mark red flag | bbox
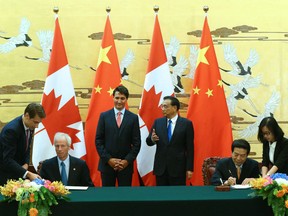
[32,16,86,169]
[137,13,174,186]
[187,15,233,185]
[84,15,123,186]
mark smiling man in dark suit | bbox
[0,103,46,185]
[40,132,93,186]
[96,85,141,186]
[146,96,194,186]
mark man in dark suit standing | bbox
[146,96,194,186]
[96,85,141,186]
[0,103,46,185]
[40,132,93,186]
[211,139,260,186]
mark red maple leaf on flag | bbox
[41,90,81,148]
[140,86,163,131]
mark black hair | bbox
[24,103,46,119]
[257,117,284,143]
[231,139,251,155]
[113,85,129,99]
[163,96,180,111]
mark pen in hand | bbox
[228,170,236,185]
[220,178,224,185]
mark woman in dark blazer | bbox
[258,117,288,176]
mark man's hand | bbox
[22,163,29,170]
[186,171,193,180]
[151,129,159,143]
[225,177,236,185]
[242,178,254,185]
[108,158,121,171]
[118,160,129,171]
[27,171,42,181]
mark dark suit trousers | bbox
[156,169,186,186]
[101,170,132,187]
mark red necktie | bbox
[117,112,122,128]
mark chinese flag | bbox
[137,13,174,186]
[32,16,86,169]
[187,15,233,186]
[84,15,123,186]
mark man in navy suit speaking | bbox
[147,96,194,186]
[96,85,141,186]
[0,103,46,185]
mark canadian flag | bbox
[32,15,86,170]
[137,12,174,186]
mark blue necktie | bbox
[61,161,68,185]
[167,119,172,142]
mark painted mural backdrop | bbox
[1,0,288,160]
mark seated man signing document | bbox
[211,139,260,186]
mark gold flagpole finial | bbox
[153,5,159,13]
[106,6,111,14]
[53,6,59,14]
[203,6,209,13]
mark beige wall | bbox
[1,0,288,160]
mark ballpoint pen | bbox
[229,170,233,177]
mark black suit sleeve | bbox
[79,161,94,187]
[2,128,26,177]
[211,160,226,186]
[274,138,288,170]
[146,120,156,146]
[40,161,49,180]
[95,112,112,164]
[124,114,141,164]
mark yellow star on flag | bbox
[193,86,201,95]
[196,46,209,68]
[217,80,223,88]
[96,45,112,69]
[107,87,114,96]
[94,85,102,94]
[205,89,213,97]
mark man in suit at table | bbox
[96,85,141,186]
[146,96,194,186]
[211,139,260,186]
[0,103,46,185]
[40,132,93,186]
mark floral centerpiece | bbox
[0,178,70,216]
[250,173,288,216]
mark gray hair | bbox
[54,132,72,147]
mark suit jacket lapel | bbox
[228,158,237,179]
[159,118,169,144]
[53,157,61,180]
[68,156,74,185]
[170,117,182,143]
[119,110,129,132]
